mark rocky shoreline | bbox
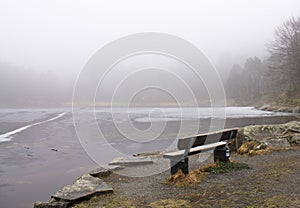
[232,121,300,154]
[257,104,300,113]
[34,120,300,208]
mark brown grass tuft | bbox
[199,163,217,171]
[238,140,290,156]
[248,147,272,156]
[237,140,261,155]
[165,161,250,186]
[165,169,206,186]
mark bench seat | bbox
[163,141,227,158]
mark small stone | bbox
[288,134,300,145]
[259,105,270,111]
[89,167,111,178]
[292,106,300,113]
[255,142,268,150]
[107,165,124,171]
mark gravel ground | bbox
[73,146,300,208]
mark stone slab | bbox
[108,156,153,166]
[52,174,113,202]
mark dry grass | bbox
[237,141,261,155]
[200,163,217,171]
[248,148,272,156]
[165,161,250,186]
[165,169,206,186]
[262,194,300,208]
[149,199,192,208]
[238,141,289,156]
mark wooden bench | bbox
[163,128,238,175]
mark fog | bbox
[0,0,299,107]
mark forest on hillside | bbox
[226,16,300,106]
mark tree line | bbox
[226,16,300,106]
[0,63,75,107]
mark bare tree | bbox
[267,16,300,89]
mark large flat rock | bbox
[109,156,153,166]
[52,174,113,202]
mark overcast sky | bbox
[1,0,300,75]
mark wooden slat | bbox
[163,141,227,158]
[177,129,238,150]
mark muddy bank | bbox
[69,147,300,208]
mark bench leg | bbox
[214,146,230,162]
[170,157,189,175]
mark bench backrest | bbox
[177,129,238,150]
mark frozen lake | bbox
[0,107,298,208]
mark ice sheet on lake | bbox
[0,112,66,142]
